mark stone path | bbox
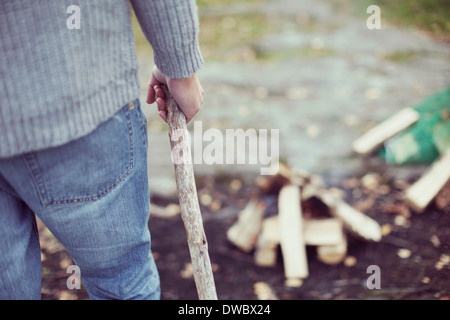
[137,0,450,197]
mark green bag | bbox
[381,87,450,165]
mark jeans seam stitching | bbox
[135,102,147,128]
[135,102,148,145]
[22,154,49,206]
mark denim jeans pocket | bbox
[23,105,134,206]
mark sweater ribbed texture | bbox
[0,0,203,158]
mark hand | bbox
[146,66,204,123]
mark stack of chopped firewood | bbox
[226,164,382,286]
[352,106,450,213]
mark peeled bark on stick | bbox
[162,84,218,300]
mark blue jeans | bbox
[0,100,160,300]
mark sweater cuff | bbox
[131,0,204,79]
[154,37,204,79]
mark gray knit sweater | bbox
[0,0,203,158]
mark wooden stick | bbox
[162,84,218,300]
[405,149,450,213]
[353,107,420,155]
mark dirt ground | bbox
[40,167,450,300]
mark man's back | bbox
[0,0,203,300]
[0,0,203,158]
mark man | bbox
[0,0,203,299]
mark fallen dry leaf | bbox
[397,248,412,259]
[344,256,357,267]
[180,263,193,279]
[253,281,279,300]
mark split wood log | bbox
[254,215,280,267]
[260,205,348,270]
[254,217,346,267]
[227,199,264,253]
[405,149,450,213]
[311,218,347,265]
[304,218,344,246]
[162,85,217,300]
[278,185,309,279]
[317,190,382,242]
[353,107,420,155]
[259,169,382,242]
[317,236,347,265]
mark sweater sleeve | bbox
[130,0,204,79]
